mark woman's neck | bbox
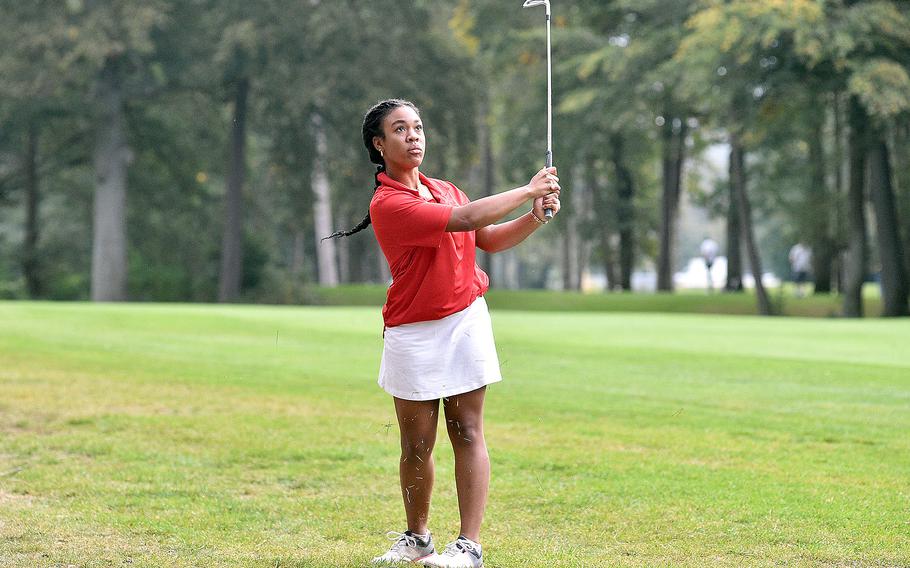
[385,165,420,190]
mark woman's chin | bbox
[389,155,424,169]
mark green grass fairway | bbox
[308,284,884,318]
[1,302,908,567]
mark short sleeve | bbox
[371,190,453,248]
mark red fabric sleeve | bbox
[371,191,453,248]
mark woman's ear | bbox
[373,136,384,155]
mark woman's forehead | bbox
[384,106,421,126]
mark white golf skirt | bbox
[378,296,502,401]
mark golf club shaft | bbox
[544,7,554,219]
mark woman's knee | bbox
[446,417,483,447]
[400,432,436,459]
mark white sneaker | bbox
[421,536,483,568]
[371,530,436,565]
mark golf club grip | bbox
[544,150,554,219]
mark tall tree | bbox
[676,1,790,313]
[90,58,131,301]
[22,125,40,297]
[842,97,868,317]
[806,101,835,294]
[867,133,908,315]
[563,0,697,292]
[80,2,169,301]
[834,2,910,315]
[730,131,773,315]
[724,147,744,292]
[218,72,249,302]
[209,13,266,302]
[310,112,338,287]
[610,132,637,290]
[658,116,687,291]
[0,4,91,298]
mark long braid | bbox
[321,165,385,241]
[322,99,419,240]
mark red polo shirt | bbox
[370,171,490,328]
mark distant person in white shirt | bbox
[789,242,812,297]
[700,237,719,292]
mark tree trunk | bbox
[501,251,520,289]
[842,97,867,317]
[731,133,773,315]
[832,93,847,293]
[311,112,339,287]
[218,77,249,302]
[808,106,834,293]
[611,132,634,291]
[725,144,743,292]
[890,119,910,287]
[357,237,373,284]
[572,162,588,290]
[603,235,618,290]
[91,59,130,302]
[657,118,687,292]
[474,92,495,278]
[560,235,573,290]
[23,122,42,298]
[561,162,583,291]
[347,231,367,283]
[291,229,306,277]
[867,129,909,317]
[336,228,350,284]
[590,162,617,291]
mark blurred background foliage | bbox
[0,0,907,316]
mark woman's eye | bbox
[396,126,404,132]
[416,125,423,131]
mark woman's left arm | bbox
[475,193,560,253]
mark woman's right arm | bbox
[446,167,559,232]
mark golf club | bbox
[523,0,554,219]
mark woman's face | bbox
[374,105,424,170]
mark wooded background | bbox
[0,0,908,317]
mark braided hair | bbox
[322,98,420,240]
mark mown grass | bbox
[307,284,884,318]
[1,301,908,567]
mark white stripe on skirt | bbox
[378,296,502,401]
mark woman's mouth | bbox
[408,147,423,155]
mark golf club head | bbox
[522,0,550,15]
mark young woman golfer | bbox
[327,98,560,568]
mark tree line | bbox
[0,0,907,316]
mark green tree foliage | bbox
[676,0,910,315]
[0,0,907,316]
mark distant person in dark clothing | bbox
[789,242,812,298]
[700,237,719,292]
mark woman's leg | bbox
[443,386,489,542]
[393,396,440,534]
